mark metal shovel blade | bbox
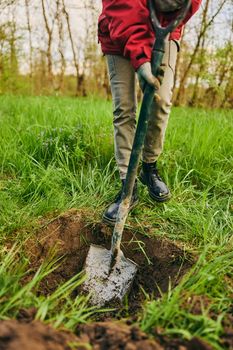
[83,244,137,307]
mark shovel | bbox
[83,0,191,307]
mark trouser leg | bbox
[106,55,137,179]
[142,40,178,163]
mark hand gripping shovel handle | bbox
[111,0,191,261]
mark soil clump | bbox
[0,320,79,350]
[0,319,214,350]
[78,322,214,350]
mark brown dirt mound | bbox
[0,319,213,350]
[26,209,193,310]
[0,320,78,350]
[78,322,214,350]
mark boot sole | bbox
[102,199,139,226]
[139,175,171,203]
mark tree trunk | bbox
[25,0,33,90]
[61,0,81,96]
[175,0,227,106]
[41,0,54,86]
[55,0,66,93]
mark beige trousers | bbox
[106,39,178,179]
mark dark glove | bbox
[137,62,165,92]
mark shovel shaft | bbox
[111,0,191,257]
[111,49,164,255]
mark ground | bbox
[12,209,233,349]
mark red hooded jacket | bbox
[98,0,202,70]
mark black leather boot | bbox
[102,179,139,225]
[139,161,170,202]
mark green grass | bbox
[0,95,232,349]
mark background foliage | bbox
[0,0,232,108]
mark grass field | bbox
[0,95,232,349]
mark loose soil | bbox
[0,320,78,350]
[8,209,232,350]
[26,209,193,311]
[0,319,214,350]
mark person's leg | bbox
[139,39,178,201]
[107,55,137,179]
[103,55,138,224]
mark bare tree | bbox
[175,0,228,105]
[213,42,233,108]
[24,0,33,81]
[189,0,210,106]
[61,0,81,96]
[55,0,66,92]
[41,0,56,85]
[173,27,185,92]
[0,0,18,10]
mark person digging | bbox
[99,0,202,225]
